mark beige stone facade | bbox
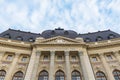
[0,35,120,80]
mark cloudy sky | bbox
[0,0,120,34]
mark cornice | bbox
[0,38,31,49]
[87,38,120,49]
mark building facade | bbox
[0,28,120,80]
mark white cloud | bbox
[0,0,120,34]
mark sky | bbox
[0,0,120,34]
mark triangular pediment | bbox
[35,36,84,44]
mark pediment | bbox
[35,36,84,44]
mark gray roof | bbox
[0,28,120,42]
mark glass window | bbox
[113,70,120,80]
[96,71,107,80]
[13,71,24,80]
[55,70,65,80]
[6,55,13,61]
[57,56,62,60]
[92,57,97,62]
[106,55,112,60]
[0,70,6,80]
[44,56,48,60]
[21,56,27,62]
[96,36,103,41]
[72,56,76,61]
[72,70,81,80]
[39,70,48,80]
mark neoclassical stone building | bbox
[0,28,120,80]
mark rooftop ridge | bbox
[8,28,41,35]
[79,29,111,35]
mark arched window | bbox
[96,36,103,41]
[0,70,6,80]
[96,71,107,80]
[113,70,120,80]
[72,70,81,80]
[13,71,24,80]
[39,70,48,80]
[55,70,65,80]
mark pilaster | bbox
[31,51,41,80]
[5,53,20,80]
[98,53,115,80]
[78,51,95,80]
[49,51,55,80]
[65,51,71,80]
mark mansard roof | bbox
[0,28,120,42]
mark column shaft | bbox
[5,54,19,80]
[24,49,36,80]
[31,51,41,80]
[65,51,71,80]
[78,51,95,80]
[99,53,115,80]
[49,51,55,80]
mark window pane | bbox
[39,70,48,80]
[113,70,120,80]
[13,71,24,80]
[55,70,64,80]
[72,71,81,80]
[0,70,6,80]
[96,71,106,80]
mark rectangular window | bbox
[21,56,27,62]
[6,55,13,61]
[92,57,97,62]
[44,55,48,60]
[72,56,76,61]
[106,55,112,60]
[57,56,62,60]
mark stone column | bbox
[49,51,55,80]
[31,51,41,80]
[0,52,4,61]
[24,49,36,80]
[5,53,20,80]
[99,53,115,80]
[65,51,71,80]
[114,51,120,62]
[78,51,95,80]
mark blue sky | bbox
[0,0,120,34]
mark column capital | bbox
[64,51,69,56]
[97,53,104,57]
[50,51,55,56]
[78,51,83,56]
[36,51,41,56]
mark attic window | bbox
[29,38,34,42]
[64,31,69,35]
[96,36,103,41]
[4,34,11,38]
[108,34,115,39]
[85,38,91,42]
[16,36,23,41]
[51,31,55,35]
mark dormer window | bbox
[108,34,115,39]
[96,36,103,41]
[4,34,11,38]
[29,38,34,42]
[51,31,55,35]
[16,36,23,41]
[64,31,69,35]
[85,38,91,42]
